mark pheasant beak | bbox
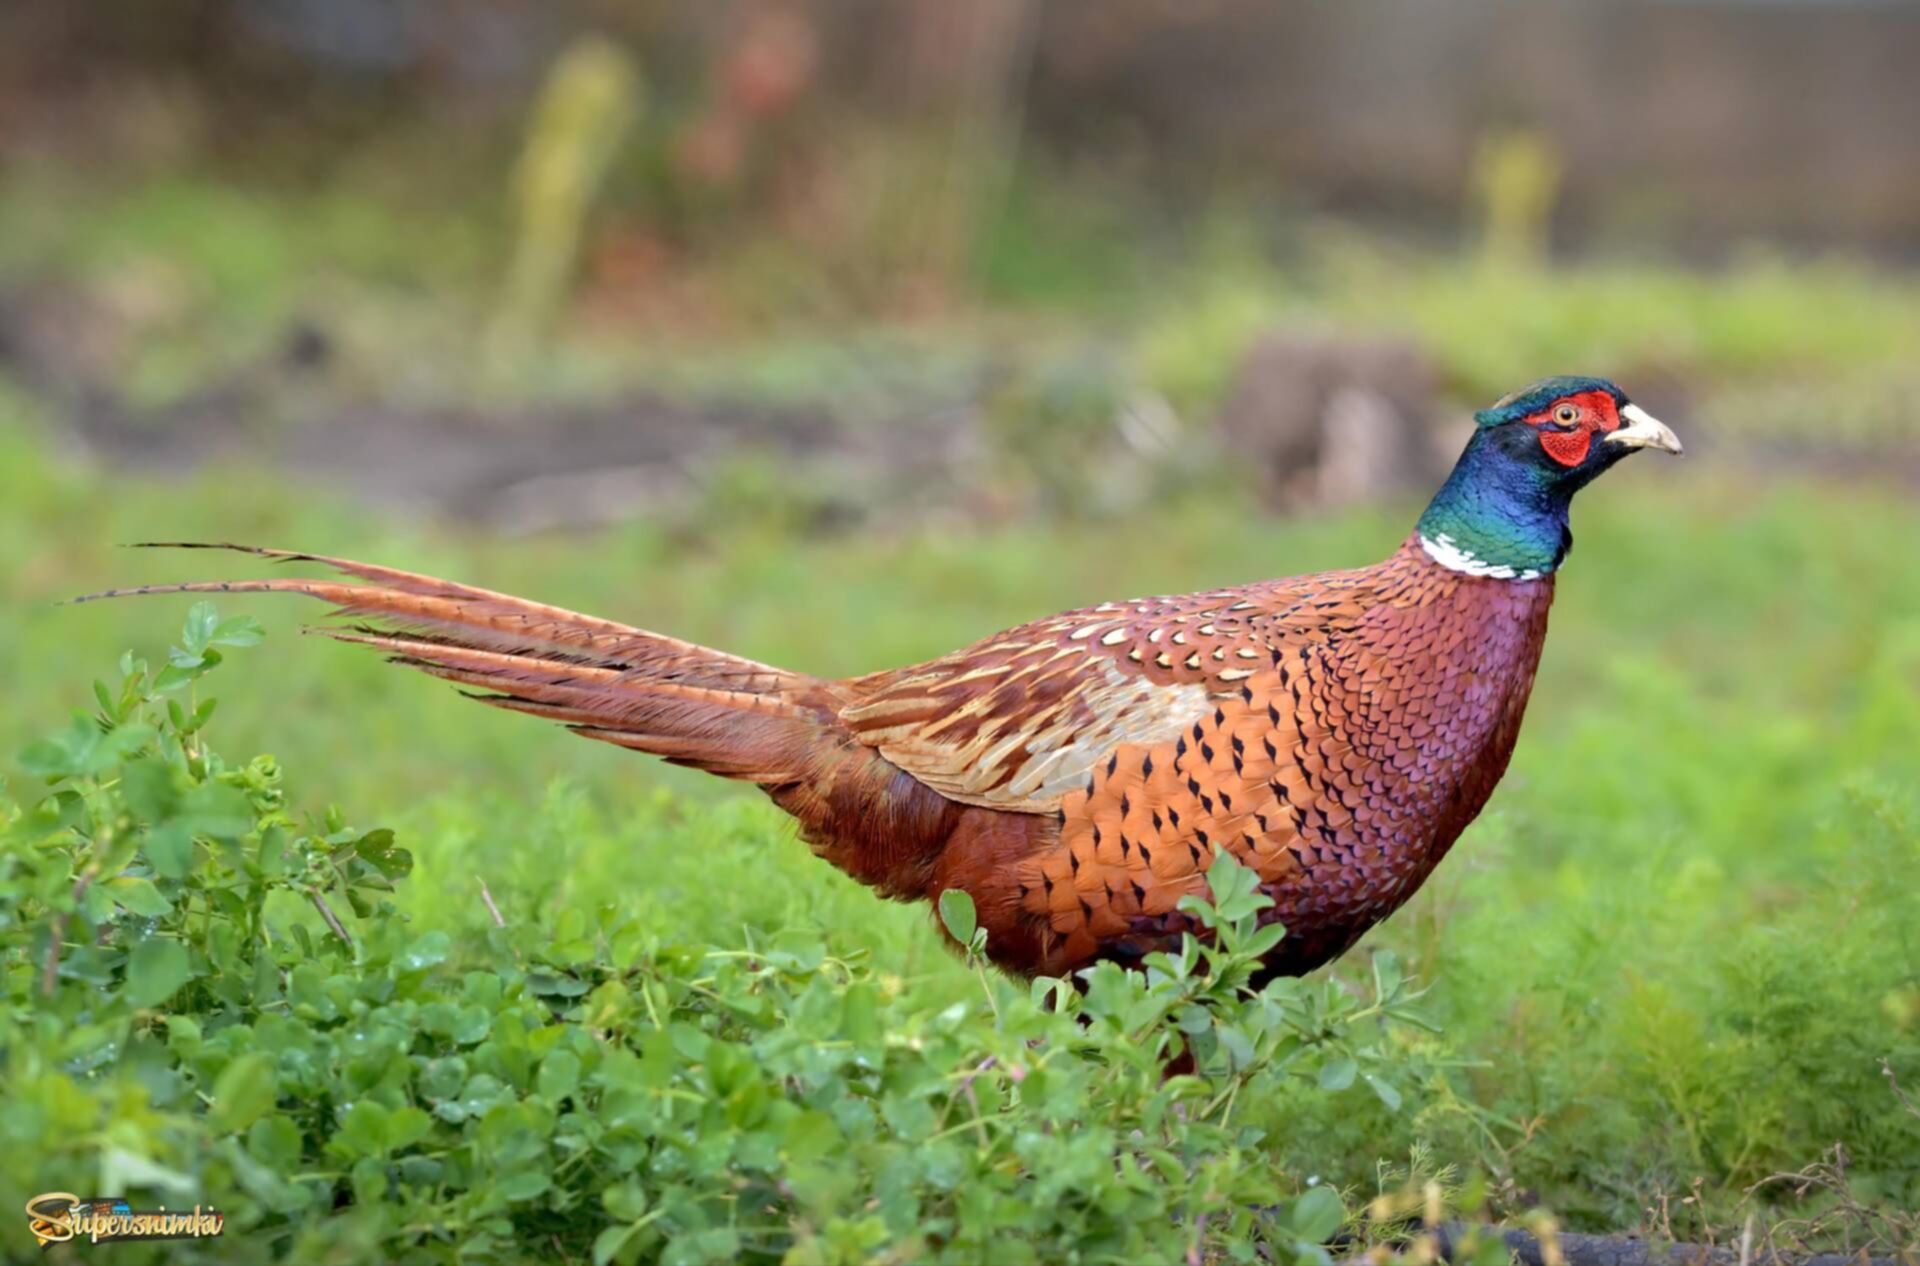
[1607,403,1684,455]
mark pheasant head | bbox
[1415,375,1681,579]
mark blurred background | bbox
[2,0,1918,1235]
[4,0,1920,531]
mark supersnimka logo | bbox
[24,1193,226,1249]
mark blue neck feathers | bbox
[1415,429,1572,577]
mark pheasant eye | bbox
[1553,404,1579,425]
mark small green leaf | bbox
[152,661,202,693]
[209,1052,279,1134]
[537,1050,582,1101]
[499,1168,552,1201]
[594,1223,639,1266]
[16,736,79,778]
[1175,1004,1213,1034]
[602,1178,650,1222]
[355,829,413,880]
[1240,921,1288,957]
[526,971,589,997]
[937,888,977,946]
[145,823,196,879]
[182,602,220,655]
[419,1055,468,1102]
[1363,1072,1403,1112]
[121,758,180,820]
[166,1016,202,1053]
[1317,1056,1358,1091]
[1371,950,1404,1001]
[545,937,595,967]
[210,614,266,648]
[125,937,193,1006]
[1291,1184,1345,1242]
[1384,1003,1444,1034]
[781,1109,841,1163]
[339,1101,392,1158]
[182,697,219,734]
[455,1005,493,1045]
[20,717,154,778]
[1216,1022,1256,1070]
[400,930,451,974]
[1292,1242,1335,1266]
[179,782,254,837]
[1030,976,1073,1013]
[384,1106,433,1152]
[1205,851,1274,924]
[247,1115,303,1169]
[349,1155,388,1204]
[105,875,173,917]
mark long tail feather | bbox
[71,543,839,784]
[72,542,793,691]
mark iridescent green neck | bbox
[1415,429,1571,579]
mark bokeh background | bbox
[2,0,1917,1242]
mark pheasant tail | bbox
[75,544,838,786]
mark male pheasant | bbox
[81,376,1679,981]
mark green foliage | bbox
[0,608,1448,1262]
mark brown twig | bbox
[958,1056,996,1150]
[41,869,100,995]
[1187,1211,1208,1266]
[41,919,66,994]
[309,890,353,947]
[957,1055,996,1092]
[1882,1059,1918,1121]
[478,876,507,929]
[1739,1139,1917,1263]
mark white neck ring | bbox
[1419,533,1544,582]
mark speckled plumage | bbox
[80,377,1679,984]
[1001,542,1552,977]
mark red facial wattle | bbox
[1530,390,1622,467]
[1539,429,1591,466]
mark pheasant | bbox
[80,376,1679,982]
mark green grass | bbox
[3,401,1917,1240]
